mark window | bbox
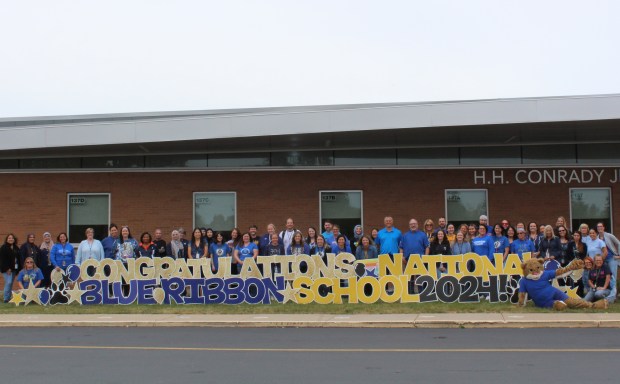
[145,155,207,168]
[194,192,236,232]
[21,158,81,169]
[397,148,459,166]
[67,193,110,243]
[82,156,144,168]
[271,151,333,167]
[334,149,396,166]
[319,191,363,241]
[570,188,612,231]
[445,189,488,228]
[208,153,270,168]
[460,146,521,165]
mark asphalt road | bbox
[0,328,618,383]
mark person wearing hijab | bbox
[351,225,363,254]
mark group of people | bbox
[1,214,618,305]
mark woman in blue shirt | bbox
[209,232,231,273]
[491,224,510,261]
[17,257,43,289]
[50,232,75,271]
[234,233,259,274]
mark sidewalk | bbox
[1,313,620,328]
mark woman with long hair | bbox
[188,227,208,259]
[0,234,20,303]
[16,256,43,290]
[50,232,74,271]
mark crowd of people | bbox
[1,214,618,305]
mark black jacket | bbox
[0,244,21,273]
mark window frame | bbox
[569,187,613,230]
[444,189,489,225]
[66,192,111,245]
[192,191,237,231]
[319,190,364,238]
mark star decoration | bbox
[561,285,580,299]
[365,267,378,278]
[65,283,86,305]
[8,291,25,306]
[23,283,44,305]
[277,282,300,304]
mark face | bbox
[580,225,589,236]
[110,227,118,237]
[333,227,340,236]
[206,229,214,237]
[494,226,502,235]
[384,217,394,228]
[447,224,455,234]
[249,227,257,236]
[25,259,34,269]
[425,222,434,232]
[479,218,488,225]
[121,228,129,238]
[459,224,468,235]
[7,235,15,245]
[141,234,150,243]
[556,217,565,227]
[507,228,515,237]
[371,229,378,237]
[456,232,464,242]
[409,220,418,231]
[171,231,180,241]
[324,222,332,232]
[468,225,476,235]
[200,229,207,237]
[501,220,509,229]
[361,237,369,247]
[437,231,445,241]
[516,223,525,231]
[44,233,51,242]
[558,227,567,237]
[438,218,446,227]
[584,259,593,269]
[86,230,94,239]
[478,226,486,236]
[231,230,239,239]
[594,256,604,267]
[267,224,276,235]
[242,234,250,243]
[337,237,345,247]
[193,229,202,239]
[308,228,316,237]
[294,232,302,243]
[545,227,553,238]
[317,237,325,247]
[154,229,162,240]
[597,223,605,234]
[355,226,362,235]
[573,232,581,242]
[27,234,35,244]
[286,219,294,230]
[216,233,224,243]
[529,223,537,232]
[271,234,279,245]
[59,233,67,243]
[589,229,597,239]
[518,231,526,239]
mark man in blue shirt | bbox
[375,216,402,256]
[400,219,429,260]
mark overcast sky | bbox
[1,1,618,117]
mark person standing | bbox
[152,228,168,258]
[375,216,402,257]
[76,228,105,265]
[39,231,54,288]
[50,232,75,271]
[279,218,296,252]
[596,222,620,283]
[399,219,429,261]
[0,234,20,303]
[20,234,43,272]
[101,224,120,259]
[471,225,494,262]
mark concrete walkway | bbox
[1,313,620,328]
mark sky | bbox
[1,1,619,117]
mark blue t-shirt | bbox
[209,243,231,270]
[471,235,494,260]
[375,227,402,255]
[322,231,335,245]
[17,268,43,288]
[510,239,535,259]
[519,270,568,308]
[236,243,258,262]
[400,230,429,259]
[491,235,509,254]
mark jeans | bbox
[584,288,610,302]
[605,258,618,282]
[3,271,14,302]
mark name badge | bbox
[62,261,66,267]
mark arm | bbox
[34,269,43,287]
[233,248,241,264]
[186,245,193,259]
[252,247,259,260]
[601,245,608,259]
[600,273,611,290]
[76,243,83,266]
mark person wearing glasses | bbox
[16,256,43,290]
[584,255,611,304]
[510,228,536,260]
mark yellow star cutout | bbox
[278,282,300,304]
[23,283,43,306]
[8,291,25,306]
[65,284,86,305]
[561,285,580,299]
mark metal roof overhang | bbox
[1,94,620,158]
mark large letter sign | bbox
[8,252,581,306]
